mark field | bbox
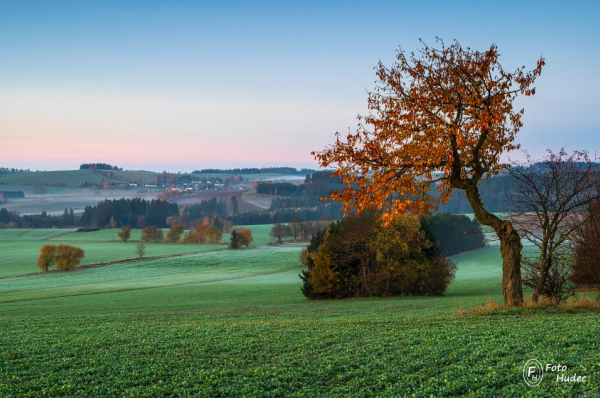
[0,225,272,278]
[1,227,599,397]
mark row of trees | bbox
[37,245,85,272]
[117,223,256,247]
[79,163,122,170]
[80,198,179,228]
[231,205,342,225]
[270,218,331,243]
[0,208,76,229]
[256,182,299,196]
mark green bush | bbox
[301,212,456,299]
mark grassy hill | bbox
[0,170,122,186]
[0,235,598,396]
[0,169,303,189]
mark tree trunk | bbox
[499,222,524,306]
[532,257,550,303]
[464,183,524,307]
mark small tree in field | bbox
[55,245,85,271]
[118,226,132,242]
[141,226,163,243]
[237,228,253,248]
[270,223,291,243]
[229,230,240,249]
[289,217,303,241]
[299,221,316,241]
[165,224,185,243]
[136,242,146,258]
[313,39,544,306]
[204,225,223,243]
[37,244,57,272]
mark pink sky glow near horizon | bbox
[2,2,598,172]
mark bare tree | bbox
[270,223,291,244]
[572,199,600,301]
[289,217,303,242]
[136,243,146,258]
[509,149,600,302]
[522,248,576,304]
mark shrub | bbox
[141,226,163,243]
[165,225,185,243]
[522,249,576,304]
[37,245,57,272]
[300,212,456,299]
[118,226,132,242]
[270,223,291,243]
[55,245,85,271]
[236,228,253,248]
[182,224,222,244]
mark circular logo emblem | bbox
[523,359,544,387]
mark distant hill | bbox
[0,168,313,189]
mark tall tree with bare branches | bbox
[314,39,544,306]
[509,149,600,302]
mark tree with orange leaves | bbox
[313,39,544,306]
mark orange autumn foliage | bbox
[313,39,544,307]
[313,39,544,224]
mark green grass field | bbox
[1,236,598,396]
[0,225,275,278]
[0,170,122,186]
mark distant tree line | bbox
[0,167,30,173]
[0,208,75,229]
[236,170,345,225]
[435,176,515,213]
[79,163,123,171]
[270,218,331,243]
[0,191,25,199]
[420,214,485,256]
[257,171,344,199]
[256,182,299,196]
[230,204,342,225]
[185,198,227,219]
[192,167,316,175]
[80,198,178,228]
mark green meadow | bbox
[0,225,273,278]
[1,229,598,396]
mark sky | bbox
[1,0,599,172]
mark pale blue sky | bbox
[1,1,598,171]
